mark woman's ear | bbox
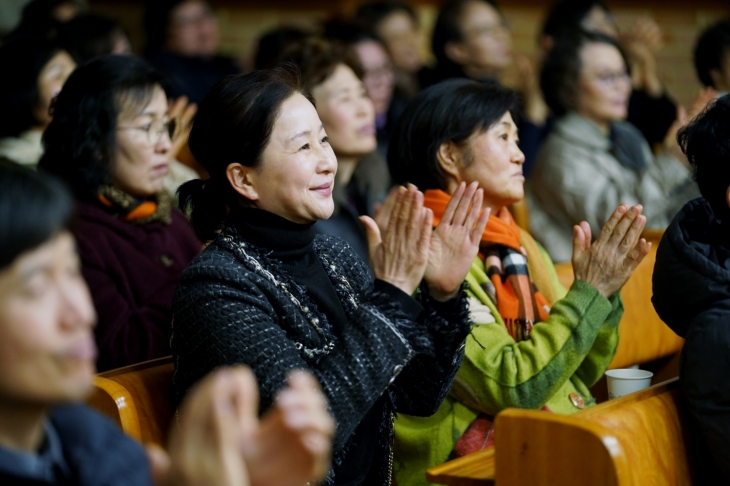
[226,163,259,202]
[725,185,730,210]
[437,140,463,186]
[445,41,469,66]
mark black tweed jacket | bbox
[171,223,470,485]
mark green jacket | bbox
[393,233,622,485]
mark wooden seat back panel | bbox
[495,379,692,486]
[87,356,174,445]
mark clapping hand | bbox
[149,367,334,486]
[572,203,651,298]
[361,185,433,296]
[424,182,490,301]
[168,96,197,160]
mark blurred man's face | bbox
[166,0,219,57]
[376,10,424,73]
[0,232,97,409]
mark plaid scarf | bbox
[97,186,172,225]
[423,189,550,342]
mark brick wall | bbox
[90,0,730,107]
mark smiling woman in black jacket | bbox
[652,94,730,485]
[171,67,489,485]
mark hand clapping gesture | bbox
[149,367,334,486]
[424,182,490,301]
[363,182,490,301]
[572,203,652,298]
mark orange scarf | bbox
[424,189,550,341]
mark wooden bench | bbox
[87,356,175,445]
[427,378,693,485]
[495,378,693,485]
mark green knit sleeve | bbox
[451,279,614,413]
[573,293,622,387]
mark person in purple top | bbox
[38,55,201,371]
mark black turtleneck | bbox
[232,208,349,331]
[231,208,384,485]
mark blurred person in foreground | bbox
[527,30,699,263]
[143,0,240,104]
[652,94,730,486]
[39,55,201,371]
[388,78,650,485]
[0,160,334,486]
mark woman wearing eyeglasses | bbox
[38,55,201,372]
[527,30,697,263]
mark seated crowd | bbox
[0,0,729,485]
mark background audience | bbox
[694,18,730,96]
[143,0,240,103]
[355,1,424,97]
[527,30,696,262]
[38,55,201,372]
[0,38,76,168]
[59,13,132,63]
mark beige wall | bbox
[90,0,730,107]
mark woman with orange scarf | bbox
[388,79,652,485]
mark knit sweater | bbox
[393,229,623,486]
[171,218,471,486]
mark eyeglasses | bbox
[117,120,176,146]
[589,71,631,86]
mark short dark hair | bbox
[431,0,499,73]
[178,68,311,241]
[540,29,629,117]
[143,0,187,52]
[60,13,128,64]
[0,159,74,270]
[38,55,170,199]
[254,26,309,70]
[355,1,418,31]
[323,17,380,47]
[694,18,730,89]
[541,0,611,39]
[0,38,63,138]
[5,0,79,41]
[276,37,364,92]
[387,78,519,191]
[678,95,730,221]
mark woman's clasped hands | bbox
[572,203,652,298]
[361,182,490,301]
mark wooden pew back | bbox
[553,234,683,369]
[494,378,693,486]
[87,356,174,445]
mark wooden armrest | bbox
[426,447,495,486]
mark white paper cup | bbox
[605,369,654,399]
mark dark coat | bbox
[171,224,471,485]
[0,405,152,485]
[652,197,730,484]
[74,200,200,372]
